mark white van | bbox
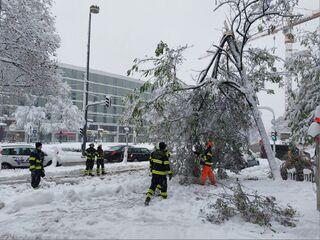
[0,144,53,169]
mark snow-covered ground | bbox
[0,159,319,239]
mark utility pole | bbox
[81,5,100,156]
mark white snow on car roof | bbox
[0,144,34,148]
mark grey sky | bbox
[52,0,319,132]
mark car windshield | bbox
[109,146,125,151]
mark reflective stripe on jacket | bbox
[96,149,104,160]
[149,149,172,175]
[29,150,44,172]
[201,147,213,166]
[85,147,96,160]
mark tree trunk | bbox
[241,69,279,179]
[226,34,279,179]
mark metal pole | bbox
[81,11,92,156]
[315,136,320,211]
[316,137,320,211]
[126,132,128,147]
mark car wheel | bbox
[1,163,12,169]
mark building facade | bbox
[60,63,144,143]
[0,63,144,143]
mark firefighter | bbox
[84,143,96,176]
[29,142,45,189]
[145,142,172,206]
[155,146,171,194]
[96,144,105,176]
[200,140,217,186]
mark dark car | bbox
[104,145,150,162]
[261,144,289,160]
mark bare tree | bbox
[197,0,299,179]
[125,0,299,179]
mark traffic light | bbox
[105,95,111,107]
[80,128,84,136]
[271,131,277,141]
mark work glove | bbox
[168,173,173,181]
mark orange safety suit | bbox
[200,146,217,186]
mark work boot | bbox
[144,197,151,206]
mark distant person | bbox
[96,144,105,176]
[84,143,96,176]
[29,142,45,189]
[200,140,217,186]
[259,139,267,158]
[145,142,172,206]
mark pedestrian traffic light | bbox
[105,96,111,107]
[80,128,84,136]
[271,131,277,141]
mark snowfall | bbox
[0,145,319,239]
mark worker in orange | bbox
[200,140,217,186]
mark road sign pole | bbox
[273,139,276,157]
[308,105,320,211]
[316,136,320,211]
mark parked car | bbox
[128,147,151,162]
[49,146,83,166]
[104,145,150,162]
[0,144,53,169]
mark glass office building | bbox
[60,63,144,143]
[0,63,144,143]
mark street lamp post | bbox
[122,127,130,164]
[81,5,99,156]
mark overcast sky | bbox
[52,0,319,132]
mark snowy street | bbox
[0,159,319,239]
[0,162,148,186]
